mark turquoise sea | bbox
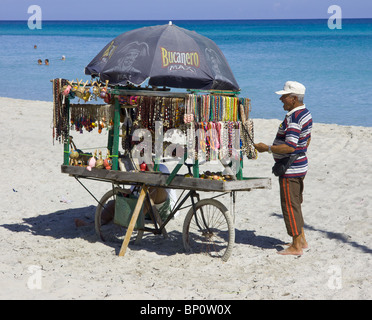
[0,19,371,126]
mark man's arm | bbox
[254,143,295,154]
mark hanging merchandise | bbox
[126,93,255,162]
[184,94,248,123]
[184,94,195,123]
[70,104,114,133]
[53,78,69,144]
[59,79,110,103]
[121,107,134,155]
[136,96,185,133]
[52,76,257,175]
[239,102,257,160]
[117,95,139,107]
[242,120,257,159]
[89,81,101,99]
[72,80,89,100]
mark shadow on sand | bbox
[4,208,368,258]
[0,206,184,256]
[270,212,372,255]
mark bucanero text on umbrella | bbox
[161,47,200,68]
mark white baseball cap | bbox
[275,81,306,95]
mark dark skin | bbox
[254,93,310,255]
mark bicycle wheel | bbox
[182,198,235,262]
[95,187,136,243]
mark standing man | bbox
[255,81,313,255]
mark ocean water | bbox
[0,19,371,127]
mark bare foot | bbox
[284,241,308,249]
[277,245,303,256]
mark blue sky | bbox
[1,0,371,20]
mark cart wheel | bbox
[182,198,235,262]
[95,187,138,243]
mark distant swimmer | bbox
[45,59,49,65]
[61,55,65,60]
[34,45,37,49]
[37,59,42,65]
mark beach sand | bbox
[0,97,371,300]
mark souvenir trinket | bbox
[86,150,97,171]
[103,149,112,170]
[100,80,109,98]
[95,150,104,169]
[62,84,72,96]
[69,149,80,166]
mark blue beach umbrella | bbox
[85,22,240,91]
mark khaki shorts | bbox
[279,177,305,237]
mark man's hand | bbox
[254,143,269,153]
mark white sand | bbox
[0,97,371,300]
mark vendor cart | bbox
[53,81,271,261]
[52,22,270,261]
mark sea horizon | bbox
[1,18,371,127]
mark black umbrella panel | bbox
[85,23,240,91]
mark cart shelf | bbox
[61,165,271,192]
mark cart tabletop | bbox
[61,165,271,192]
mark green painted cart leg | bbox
[165,151,188,186]
[236,155,243,180]
[110,98,121,171]
[193,159,199,178]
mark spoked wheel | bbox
[95,187,141,243]
[182,199,235,262]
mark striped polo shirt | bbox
[273,105,313,178]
